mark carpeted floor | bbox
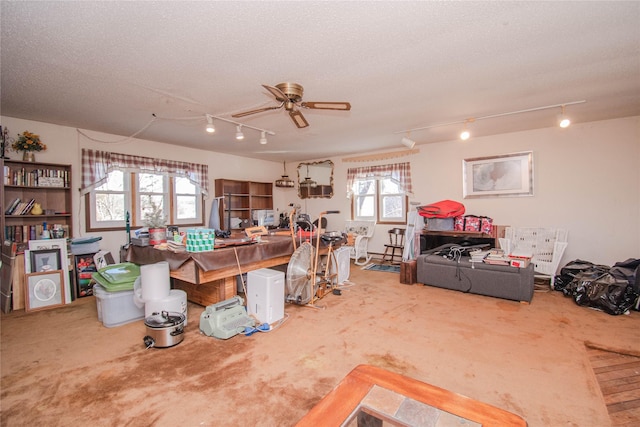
[1,263,639,426]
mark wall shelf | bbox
[215,179,273,230]
[1,159,73,247]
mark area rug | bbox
[363,263,400,273]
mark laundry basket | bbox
[499,227,568,288]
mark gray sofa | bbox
[416,254,535,303]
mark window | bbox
[348,162,412,224]
[90,170,129,229]
[81,149,208,232]
[87,170,203,231]
[353,177,407,223]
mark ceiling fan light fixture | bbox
[233,82,350,129]
[205,114,215,133]
[259,131,268,145]
[235,125,244,140]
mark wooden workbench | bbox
[125,235,295,306]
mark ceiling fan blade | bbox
[289,109,309,128]
[262,84,290,102]
[231,104,282,118]
[301,101,351,111]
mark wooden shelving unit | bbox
[1,159,73,247]
[215,179,273,230]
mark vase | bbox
[148,228,167,245]
[22,152,35,162]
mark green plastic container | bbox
[91,262,140,292]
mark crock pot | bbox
[143,311,185,349]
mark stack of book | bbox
[483,249,511,266]
[469,249,490,263]
[166,240,186,253]
[4,198,36,215]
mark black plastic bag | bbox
[554,259,609,294]
[573,271,639,315]
[609,258,640,292]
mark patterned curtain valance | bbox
[346,162,413,197]
[81,149,209,196]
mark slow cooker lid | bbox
[145,311,184,327]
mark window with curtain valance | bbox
[346,162,413,198]
[80,148,209,196]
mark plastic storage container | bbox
[94,284,145,327]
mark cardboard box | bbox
[186,228,215,252]
[400,260,417,285]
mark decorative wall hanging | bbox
[463,151,533,198]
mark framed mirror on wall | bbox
[298,160,334,199]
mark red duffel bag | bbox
[417,200,465,218]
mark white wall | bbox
[3,115,639,268]
[326,116,640,267]
[1,116,286,258]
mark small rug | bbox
[363,263,400,273]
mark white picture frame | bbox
[25,270,66,312]
[462,151,534,199]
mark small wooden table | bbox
[296,364,526,426]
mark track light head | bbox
[460,119,473,140]
[235,125,244,140]
[259,131,268,145]
[205,114,215,133]
[558,105,571,128]
[401,136,416,149]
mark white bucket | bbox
[140,261,171,300]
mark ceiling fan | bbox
[232,82,351,128]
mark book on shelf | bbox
[4,197,20,215]
[19,199,36,215]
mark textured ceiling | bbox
[1,1,639,162]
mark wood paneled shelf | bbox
[1,159,73,245]
[215,179,273,230]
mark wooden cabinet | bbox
[215,179,273,230]
[1,159,73,247]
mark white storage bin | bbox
[94,284,145,328]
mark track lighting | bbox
[205,114,215,133]
[401,136,416,149]
[558,105,571,128]
[201,113,275,143]
[460,119,472,141]
[394,100,586,141]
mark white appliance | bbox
[144,289,188,326]
[246,268,285,324]
[331,246,351,284]
[252,209,276,227]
